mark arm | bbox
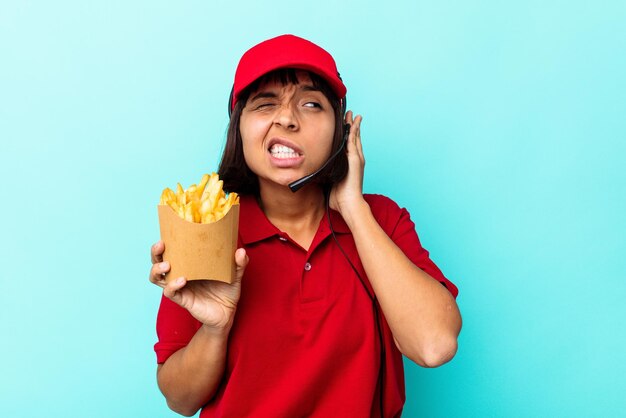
[150,242,249,415]
[343,201,461,367]
[330,112,462,368]
[156,325,229,416]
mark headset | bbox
[228,83,386,417]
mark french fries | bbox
[160,173,239,223]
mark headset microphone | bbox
[288,122,350,193]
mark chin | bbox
[259,174,298,190]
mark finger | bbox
[234,248,248,269]
[352,115,362,143]
[345,114,361,155]
[354,115,364,158]
[163,276,187,302]
[150,261,170,278]
[344,110,353,126]
[151,240,165,264]
[149,261,171,287]
[233,248,249,285]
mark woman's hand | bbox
[149,240,249,334]
[329,110,366,216]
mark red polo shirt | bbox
[155,194,457,418]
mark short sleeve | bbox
[366,194,458,298]
[154,294,202,364]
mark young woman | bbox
[149,34,461,418]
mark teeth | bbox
[269,144,299,158]
[270,144,296,153]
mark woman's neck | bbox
[258,181,326,250]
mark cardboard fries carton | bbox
[157,203,240,283]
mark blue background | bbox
[1,1,624,417]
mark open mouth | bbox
[268,144,301,159]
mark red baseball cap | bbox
[231,34,347,110]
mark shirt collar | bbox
[238,194,351,245]
[321,204,351,234]
[239,195,281,244]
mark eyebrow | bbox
[249,91,277,102]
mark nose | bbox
[273,103,298,131]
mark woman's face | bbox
[239,70,336,190]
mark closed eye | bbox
[254,102,276,110]
[248,91,279,111]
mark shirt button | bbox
[278,236,288,242]
[304,262,312,271]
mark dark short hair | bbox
[218,68,348,196]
